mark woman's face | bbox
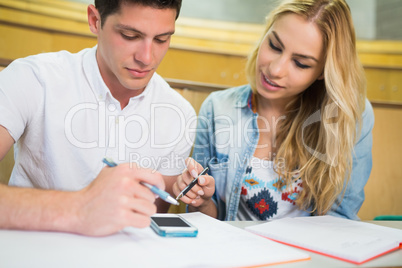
[255,13,325,107]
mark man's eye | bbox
[121,33,138,40]
[155,37,170,44]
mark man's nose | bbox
[134,40,153,66]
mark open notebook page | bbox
[246,215,402,264]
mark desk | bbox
[0,220,401,267]
[229,220,402,268]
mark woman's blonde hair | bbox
[245,0,366,215]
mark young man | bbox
[0,0,196,236]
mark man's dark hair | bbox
[95,0,182,27]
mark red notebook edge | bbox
[258,236,401,265]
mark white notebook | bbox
[246,215,402,264]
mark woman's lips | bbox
[261,73,283,91]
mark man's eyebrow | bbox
[272,30,319,62]
[115,24,175,37]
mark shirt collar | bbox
[235,85,257,113]
[83,45,109,102]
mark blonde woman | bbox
[173,0,374,221]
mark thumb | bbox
[198,175,213,187]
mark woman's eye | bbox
[269,39,281,52]
[295,60,311,69]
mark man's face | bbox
[92,3,176,95]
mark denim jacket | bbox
[192,85,374,221]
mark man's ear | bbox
[87,4,101,35]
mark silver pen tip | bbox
[168,196,180,206]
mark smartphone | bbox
[150,214,198,237]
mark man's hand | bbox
[75,163,164,236]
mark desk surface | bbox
[228,220,402,268]
[0,219,401,268]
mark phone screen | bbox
[151,216,190,227]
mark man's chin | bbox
[123,79,151,92]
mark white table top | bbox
[0,219,400,268]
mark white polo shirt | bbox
[0,47,196,190]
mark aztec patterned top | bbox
[236,156,310,221]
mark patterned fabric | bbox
[237,157,309,221]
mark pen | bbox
[102,158,179,206]
[176,166,209,200]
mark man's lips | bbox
[126,68,151,78]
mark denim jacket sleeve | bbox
[191,94,227,220]
[327,99,374,220]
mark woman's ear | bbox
[317,71,324,81]
[87,4,101,35]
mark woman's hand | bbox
[173,158,217,218]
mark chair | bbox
[373,215,402,221]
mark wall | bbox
[0,0,401,220]
[347,0,377,40]
[376,0,402,40]
[69,0,402,40]
[359,105,402,218]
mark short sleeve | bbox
[0,59,43,141]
